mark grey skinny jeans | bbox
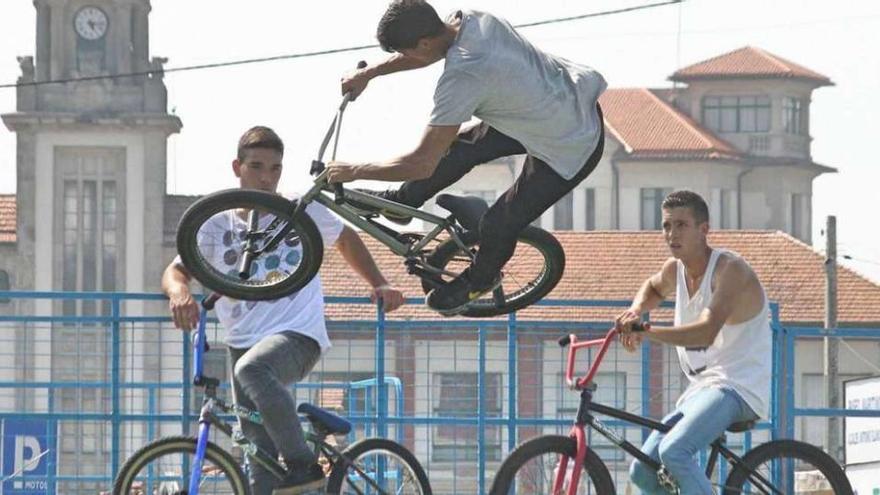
[228,331,321,495]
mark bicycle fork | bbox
[188,414,213,495]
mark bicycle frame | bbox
[240,90,475,285]
[554,327,778,495]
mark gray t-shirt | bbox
[430,10,607,180]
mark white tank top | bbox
[674,248,772,418]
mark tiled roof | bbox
[321,230,880,325]
[599,88,742,161]
[0,195,15,243]
[670,46,833,86]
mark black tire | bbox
[723,439,853,495]
[113,435,249,495]
[489,435,614,495]
[422,226,565,317]
[177,189,324,301]
[326,438,432,495]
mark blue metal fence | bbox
[0,290,877,494]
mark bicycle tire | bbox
[113,435,249,495]
[422,226,565,317]
[326,437,432,495]
[489,435,614,495]
[176,189,324,301]
[723,439,853,495]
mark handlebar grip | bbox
[631,322,650,332]
[558,335,571,347]
[334,183,345,204]
[201,293,220,311]
[238,250,255,280]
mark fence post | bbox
[111,295,121,479]
[507,312,517,453]
[478,324,487,495]
[375,302,387,439]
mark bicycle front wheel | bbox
[723,439,853,495]
[326,438,432,495]
[489,435,614,495]
[423,226,565,317]
[176,189,324,301]
[113,435,249,495]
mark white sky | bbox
[1,0,879,283]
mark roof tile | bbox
[670,46,832,85]
[321,230,880,325]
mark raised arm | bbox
[326,124,459,183]
[342,53,435,99]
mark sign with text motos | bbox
[1,419,56,495]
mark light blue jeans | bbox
[629,386,758,495]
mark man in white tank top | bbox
[616,190,771,495]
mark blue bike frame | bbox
[188,304,211,495]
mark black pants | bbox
[394,104,605,287]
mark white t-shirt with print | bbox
[174,199,343,352]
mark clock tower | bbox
[2,1,181,477]
[4,0,182,297]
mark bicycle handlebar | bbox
[313,61,368,205]
[562,322,649,390]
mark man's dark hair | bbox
[376,0,444,52]
[237,126,284,161]
[662,190,710,225]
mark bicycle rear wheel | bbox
[422,226,565,317]
[176,189,324,301]
[113,436,248,495]
[326,438,431,495]
[722,439,853,495]
[489,435,614,495]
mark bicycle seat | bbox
[297,403,352,435]
[436,194,489,231]
[727,420,756,433]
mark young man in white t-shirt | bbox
[162,126,405,495]
[616,190,771,495]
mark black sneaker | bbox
[272,463,325,495]
[426,269,502,316]
[347,189,413,225]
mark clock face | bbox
[74,6,108,41]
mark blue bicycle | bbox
[112,294,431,495]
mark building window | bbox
[720,189,733,229]
[640,188,673,230]
[61,180,119,316]
[584,188,596,231]
[432,372,502,462]
[703,96,771,133]
[791,193,804,238]
[554,191,574,230]
[56,147,124,318]
[783,97,805,135]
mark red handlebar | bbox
[563,323,649,390]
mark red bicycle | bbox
[489,323,852,494]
